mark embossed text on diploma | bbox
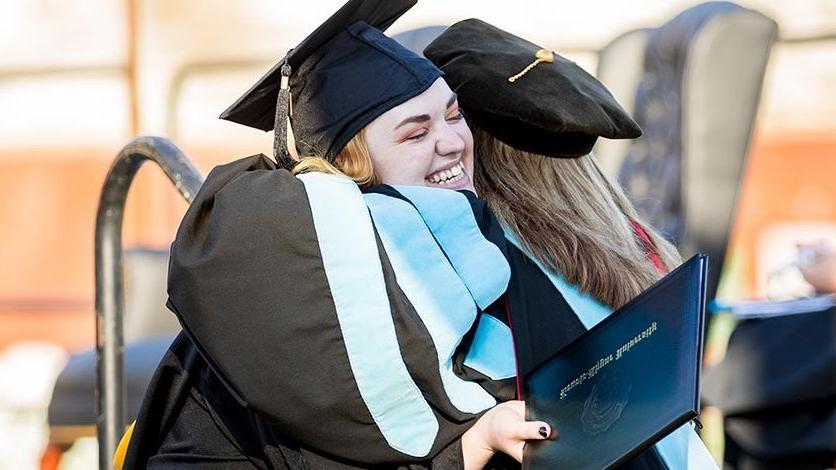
[559,322,658,399]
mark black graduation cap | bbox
[220,0,443,167]
[424,19,642,158]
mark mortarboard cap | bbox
[220,0,443,167]
[424,19,642,158]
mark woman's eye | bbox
[446,112,463,122]
[406,130,428,141]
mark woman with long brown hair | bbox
[472,125,681,309]
[426,18,717,469]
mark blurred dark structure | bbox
[595,5,836,468]
[596,1,778,303]
[702,308,836,469]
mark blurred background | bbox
[0,0,834,469]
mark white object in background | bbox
[0,342,67,470]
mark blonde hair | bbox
[291,130,380,187]
[472,125,681,308]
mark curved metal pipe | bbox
[95,136,203,469]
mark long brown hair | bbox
[472,125,681,308]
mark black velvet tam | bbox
[424,19,642,158]
[220,0,442,161]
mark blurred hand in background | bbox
[797,239,836,294]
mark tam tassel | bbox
[272,60,295,170]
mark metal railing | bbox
[94,136,203,469]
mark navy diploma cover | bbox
[523,254,708,469]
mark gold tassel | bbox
[508,49,555,83]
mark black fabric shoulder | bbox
[163,158,481,464]
[124,333,471,469]
[166,155,396,462]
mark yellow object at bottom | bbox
[113,421,135,470]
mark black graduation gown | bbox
[123,154,517,469]
[124,331,481,469]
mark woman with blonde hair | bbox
[123,2,549,469]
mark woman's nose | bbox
[435,124,465,157]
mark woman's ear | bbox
[286,117,301,161]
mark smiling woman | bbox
[293,78,476,193]
[363,80,475,192]
[120,1,548,469]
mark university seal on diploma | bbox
[581,369,632,435]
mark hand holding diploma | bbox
[462,400,552,469]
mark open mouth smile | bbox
[425,161,466,186]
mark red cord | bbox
[503,297,522,400]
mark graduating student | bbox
[121,1,548,469]
[425,19,718,468]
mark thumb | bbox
[513,421,552,441]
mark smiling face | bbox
[363,78,475,192]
